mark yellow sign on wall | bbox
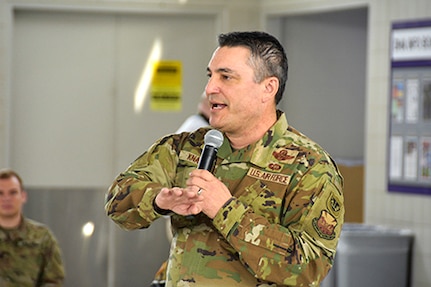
[151,60,182,111]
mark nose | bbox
[205,76,218,96]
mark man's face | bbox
[0,177,26,219]
[205,46,268,136]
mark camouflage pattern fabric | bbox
[105,111,344,287]
[0,217,65,287]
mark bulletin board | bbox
[388,19,431,195]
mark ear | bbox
[22,190,28,204]
[262,76,279,103]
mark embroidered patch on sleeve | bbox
[327,193,341,217]
[312,210,338,240]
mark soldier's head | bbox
[217,31,288,105]
[0,168,27,224]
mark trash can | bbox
[321,223,414,287]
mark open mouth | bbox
[211,103,227,110]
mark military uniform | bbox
[0,217,65,287]
[105,111,344,287]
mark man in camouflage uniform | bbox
[105,31,344,286]
[0,169,65,287]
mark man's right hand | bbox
[154,187,204,216]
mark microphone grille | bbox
[204,129,224,148]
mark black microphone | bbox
[197,129,224,172]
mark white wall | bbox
[0,0,261,179]
[12,10,117,187]
[10,9,222,186]
[271,8,367,160]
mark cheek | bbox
[228,83,263,114]
[238,95,261,114]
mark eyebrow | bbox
[207,67,238,76]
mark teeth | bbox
[212,103,226,109]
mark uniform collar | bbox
[0,216,28,241]
[217,110,289,169]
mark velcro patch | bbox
[312,210,337,240]
[179,150,199,165]
[247,167,290,185]
[327,194,341,217]
[272,148,299,164]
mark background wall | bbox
[1,0,431,287]
[269,8,367,160]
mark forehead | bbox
[0,176,21,189]
[208,46,252,71]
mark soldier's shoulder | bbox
[23,218,54,237]
[274,126,340,174]
[276,126,331,160]
[25,218,48,228]
[159,126,210,146]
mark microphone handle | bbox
[197,145,218,171]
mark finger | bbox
[184,186,198,198]
[171,187,184,196]
[189,169,212,181]
[197,187,203,196]
[189,204,202,215]
[159,187,170,195]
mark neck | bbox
[0,215,22,229]
[227,111,277,150]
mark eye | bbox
[10,190,19,195]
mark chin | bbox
[209,122,222,130]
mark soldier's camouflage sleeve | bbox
[104,132,194,230]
